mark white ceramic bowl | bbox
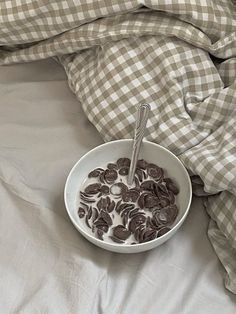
[64,139,192,253]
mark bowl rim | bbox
[64,139,192,248]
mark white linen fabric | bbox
[0,60,235,313]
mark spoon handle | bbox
[127,104,150,186]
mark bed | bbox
[1,0,236,312]
[0,59,236,313]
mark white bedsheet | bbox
[0,59,235,314]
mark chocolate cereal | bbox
[77,158,179,244]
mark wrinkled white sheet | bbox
[0,59,235,313]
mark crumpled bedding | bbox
[1,59,236,314]
[0,0,236,295]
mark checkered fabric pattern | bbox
[0,0,236,293]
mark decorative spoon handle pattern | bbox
[127,104,150,186]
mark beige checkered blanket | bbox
[1,0,236,293]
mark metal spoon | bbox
[127,104,150,186]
